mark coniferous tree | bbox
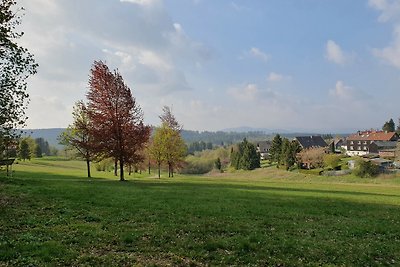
[383,118,395,132]
[270,134,283,165]
[18,138,30,161]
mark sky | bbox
[17,0,400,132]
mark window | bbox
[350,141,354,144]
[363,146,367,150]
[350,146,354,150]
[358,141,361,144]
[358,146,361,150]
[363,141,367,144]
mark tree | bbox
[18,138,30,161]
[353,159,379,178]
[323,154,342,170]
[159,106,182,132]
[35,138,50,156]
[215,157,222,171]
[269,134,282,165]
[34,144,42,158]
[297,147,325,169]
[231,139,260,170]
[59,101,94,178]
[397,118,400,135]
[149,127,167,179]
[87,61,150,181]
[0,1,38,148]
[383,118,395,132]
[280,139,301,170]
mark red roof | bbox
[347,131,398,141]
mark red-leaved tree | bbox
[87,61,150,181]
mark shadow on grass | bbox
[5,170,400,202]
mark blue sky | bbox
[19,0,400,132]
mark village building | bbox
[346,130,398,156]
[256,141,272,160]
[295,136,328,149]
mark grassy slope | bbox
[1,158,400,266]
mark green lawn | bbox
[1,158,400,266]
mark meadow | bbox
[1,158,400,266]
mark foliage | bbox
[353,159,380,178]
[280,139,301,170]
[323,154,342,170]
[297,147,325,169]
[269,134,282,164]
[87,61,150,181]
[18,138,30,161]
[34,138,50,156]
[94,158,114,172]
[0,0,37,145]
[383,118,395,132]
[231,139,260,170]
[181,147,230,174]
[159,106,182,132]
[149,123,186,178]
[187,141,213,154]
[59,101,94,177]
[181,155,214,174]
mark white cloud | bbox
[267,72,291,82]
[325,40,350,65]
[246,47,270,62]
[373,25,400,68]
[329,81,355,100]
[120,0,159,7]
[368,0,400,22]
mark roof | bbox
[256,141,271,152]
[347,130,398,141]
[371,141,398,149]
[295,136,327,149]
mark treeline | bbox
[5,137,58,161]
[181,130,269,146]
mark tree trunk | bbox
[86,159,91,178]
[120,158,125,181]
[158,161,161,179]
[168,162,171,177]
[114,159,118,176]
[171,166,174,177]
[148,159,151,174]
[129,165,132,175]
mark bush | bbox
[353,159,379,178]
[323,154,342,170]
[180,155,214,174]
[94,158,114,172]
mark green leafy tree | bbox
[59,101,94,178]
[269,134,282,165]
[353,159,379,178]
[323,154,342,170]
[383,118,395,132]
[18,138,30,161]
[0,0,38,149]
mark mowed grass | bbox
[1,158,400,266]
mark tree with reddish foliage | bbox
[59,101,94,178]
[87,61,150,181]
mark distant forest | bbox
[23,128,348,149]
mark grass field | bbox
[2,158,400,266]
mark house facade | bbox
[346,131,398,156]
[256,141,272,160]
